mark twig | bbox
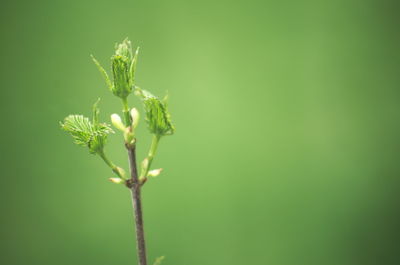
[127,145,147,265]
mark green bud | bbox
[115,39,133,58]
[124,128,135,146]
[142,158,149,169]
[130,108,140,129]
[109,177,124,184]
[110,38,139,99]
[139,89,175,136]
[112,166,127,179]
[112,55,132,98]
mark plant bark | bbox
[127,145,147,265]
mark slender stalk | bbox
[148,135,160,166]
[121,92,147,265]
[139,134,161,180]
[122,97,131,126]
[127,145,147,265]
[98,150,125,178]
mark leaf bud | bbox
[111,114,126,131]
[148,168,163,177]
[109,177,124,184]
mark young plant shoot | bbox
[61,38,174,265]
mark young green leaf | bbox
[92,38,139,100]
[61,101,113,154]
[110,38,139,99]
[130,46,140,84]
[61,115,94,148]
[138,89,175,136]
[112,55,132,99]
[91,55,113,91]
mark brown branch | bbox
[126,144,147,265]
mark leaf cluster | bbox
[139,89,175,136]
[61,102,113,154]
[92,38,139,100]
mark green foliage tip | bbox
[92,38,139,100]
[137,89,175,136]
[61,100,113,154]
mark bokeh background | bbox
[1,0,399,264]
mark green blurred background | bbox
[1,0,399,264]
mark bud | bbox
[109,177,124,184]
[91,39,139,100]
[112,166,126,179]
[118,167,126,178]
[124,128,135,146]
[110,39,138,99]
[139,158,149,179]
[140,90,175,136]
[112,55,132,98]
[111,114,126,131]
[130,108,140,129]
[115,39,133,58]
[141,158,149,169]
[148,168,163,177]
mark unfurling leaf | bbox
[112,54,132,98]
[91,55,113,91]
[61,101,113,154]
[111,39,138,99]
[138,89,175,136]
[92,38,139,100]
